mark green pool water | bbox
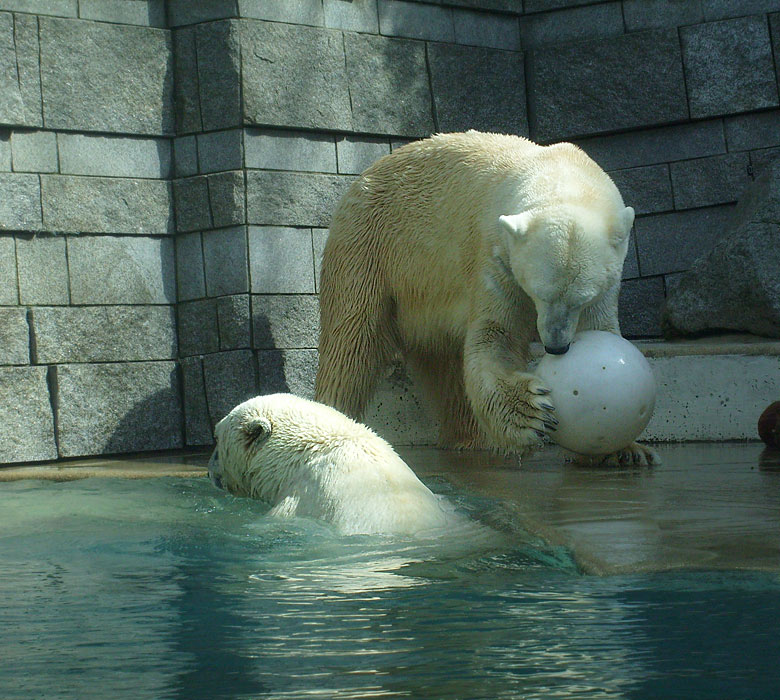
[1,445,779,699]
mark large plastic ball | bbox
[534,330,656,456]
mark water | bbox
[1,474,779,700]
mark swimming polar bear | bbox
[208,393,456,536]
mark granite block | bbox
[0,1,76,14]
[623,0,704,31]
[0,172,41,231]
[173,27,201,135]
[31,305,176,363]
[11,131,57,173]
[453,8,520,50]
[175,232,206,301]
[0,132,9,170]
[618,276,666,338]
[174,136,198,178]
[750,146,780,177]
[240,20,352,132]
[633,204,735,276]
[41,175,174,234]
[703,0,780,20]
[245,129,338,173]
[197,20,241,131]
[54,362,183,457]
[167,0,238,26]
[255,348,289,394]
[0,235,17,304]
[173,176,211,232]
[246,171,352,227]
[0,366,57,463]
[0,12,42,128]
[323,0,379,32]
[197,129,243,174]
[378,0,455,42]
[203,349,257,424]
[609,165,674,216]
[179,355,213,446]
[177,298,219,357]
[39,17,173,135]
[16,234,69,305]
[252,294,319,349]
[444,0,519,10]
[524,0,595,11]
[681,16,779,119]
[519,2,623,49]
[312,227,328,293]
[336,137,390,175]
[248,226,315,293]
[428,43,527,135]
[58,134,171,179]
[344,33,434,137]
[622,230,640,280]
[256,348,317,398]
[14,13,43,128]
[0,307,28,365]
[725,109,780,152]
[217,294,251,350]
[670,152,752,209]
[772,14,780,96]
[529,29,688,141]
[576,120,727,171]
[208,171,246,228]
[68,236,175,304]
[238,0,324,24]
[202,226,249,296]
[78,0,167,26]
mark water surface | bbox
[1,468,778,700]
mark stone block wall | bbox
[0,1,177,462]
[2,0,780,462]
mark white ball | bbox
[534,330,656,455]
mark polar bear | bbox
[316,131,658,465]
[207,393,456,535]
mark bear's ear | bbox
[621,206,635,232]
[498,212,533,238]
[241,416,272,447]
[611,206,634,247]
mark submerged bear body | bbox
[209,393,455,535]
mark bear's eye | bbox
[242,417,272,448]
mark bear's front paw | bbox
[571,441,661,467]
[492,372,558,449]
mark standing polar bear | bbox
[208,393,455,535]
[316,131,657,465]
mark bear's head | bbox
[208,393,375,502]
[208,395,275,498]
[498,202,634,355]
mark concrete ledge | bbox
[636,333,780,357]
[364,335,780,446]
[0,450,209,480]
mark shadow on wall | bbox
[103,387,184,456]
[255,309,291,395]
[177,311,307,449]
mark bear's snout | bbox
[544,343,570,355]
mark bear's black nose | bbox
[545,343,570,355]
